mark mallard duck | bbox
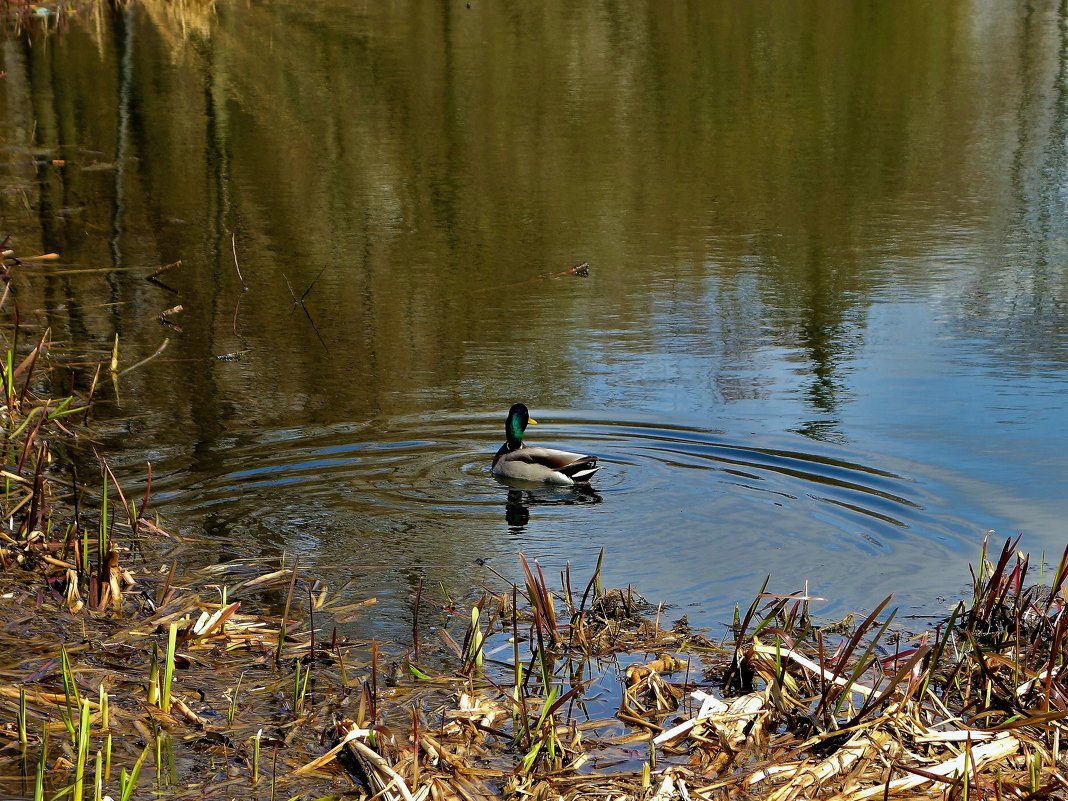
[491,403,600,485]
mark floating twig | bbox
[231,233,248,291]
[146,260,181,293]
[118,338,169,376]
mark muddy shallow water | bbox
[2,0,1067,638]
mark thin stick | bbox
[83,364,101,426]
[147,260,182,280]
[412,575,424,662]
[135,462,152,533]
[299,266,327,304]
[276,556,300,666]
[158,561,177,607]
[231,233,248,290]
[307,582,315,660]
[411,706,420,791]
[119,339,170,376]
[98,454,134,535]
[231,293,244,338]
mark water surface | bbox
[1,0,1067,637]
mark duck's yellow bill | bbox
[528,418,539,425]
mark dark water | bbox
[2,1,1067,636]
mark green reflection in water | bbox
[1,0,1067,633]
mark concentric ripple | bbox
[146,410,979,638]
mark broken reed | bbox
[160,622,178,714]
[324,538,1068,800]
[7,515,1068,800]
[0,242,328,797]
[0,291,135,617]
[0,268,173,797]
[0,309,91,532]
[7,553,316,799]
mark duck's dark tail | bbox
[561,457,600,483]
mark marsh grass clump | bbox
[0,238,349,798]
[650,535,1068,800]
[294,537,1067,801]
[0,257,123,616]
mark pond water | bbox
[2,0,1067,638]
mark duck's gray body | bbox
[492,444,600,485]
[491,404,600,485]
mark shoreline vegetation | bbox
[1,237,1067,800]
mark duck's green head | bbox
[506,403,537,447]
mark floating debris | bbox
[556,260,590,278]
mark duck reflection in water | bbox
[502,483,603,531]
[490,403,603,530]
